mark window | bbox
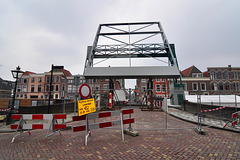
[156,79,160,82]
[192,73,203,77]
[103,84,109,90]
[219,82,224,90]
[210,71,216,80]
[142,86,146,92]
[162,85,166,92]
[217,71,222,79]
[212,83,218,91]
[225,82,230,90]
[223,71,229,79]
[68,80,74,83]
[46,76,50,83]
[50,85,54,91]
[232,71,238,80]
[200,83,206,91]
[141,79,146,83]
[38,77,42,83]
[56,76,60,83]
[23,79,28,84]
[233,82,240,91]
[55,94,59,99]
[31,85,35,92]
[38,85,42,92]
[192,83,198,91]
[23,85,27,92]
[156,85,161,92]
[72,85,76,92]
[46,85,50,92]
[31,78,35,83]
[68,85,72,92]
[17,85,21,92]
[55,85,59,91]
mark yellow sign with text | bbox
[78,98,96,116]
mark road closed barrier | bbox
[11,114,66,143]
[72,109,136,145]
[231,111,240,127]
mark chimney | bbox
[228,65,232,71]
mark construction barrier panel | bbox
[231,111,240,127]
[11,113,66,143]
[72,109,135,145]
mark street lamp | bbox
[6,66,24,125]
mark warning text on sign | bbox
[77,98,96,116]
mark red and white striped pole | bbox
[109,92,112,108]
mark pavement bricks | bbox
[0,108,239,160]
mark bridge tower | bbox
[84,22,184,105]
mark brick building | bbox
[0,78,14,99]
[16,67,72,101]
[181,65,211,95]
[208,65,240,95]
[135,78,169,103]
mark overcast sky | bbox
[0,0,240,88]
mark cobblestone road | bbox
[0,108,239,160]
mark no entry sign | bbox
[79,84,91,99]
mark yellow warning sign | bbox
[77,98,96,116]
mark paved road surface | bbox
[0,108,239,160]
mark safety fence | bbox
[10,113,66,143]
[72,109,135,145]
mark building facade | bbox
[135,78,169,103]
[208,65,240,95]
[181,65,211,95]
[0,78,14,99]
[16,67,72,101]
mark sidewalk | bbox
[168,107,240,132]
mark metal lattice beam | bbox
[84,22,180,79]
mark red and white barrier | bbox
[72,109,135,145]
[0,108,10,112]
[11,114,66,143]
[231,111,240,127]
[109,92,112,108]
[200,106,227,113]
[154,100,162,108]
[223,111,240,128]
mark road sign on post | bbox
[78,83,96,116]
[78,98,96,116]
[79,84,91,99]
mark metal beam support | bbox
[84,22,181,79]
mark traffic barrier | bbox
[200,106,227,113]
[11,113,66,143]
[0,108,10,111]
[72,109,135,145]
[154,100,162,108]
[109,92,112,108]
[231,111,240,127]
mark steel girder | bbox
[84,22,180,79]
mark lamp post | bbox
[6,66,24,125]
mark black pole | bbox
[11,74,18,110]
[48,64,54,114]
